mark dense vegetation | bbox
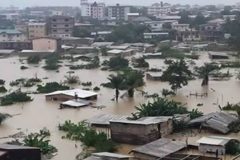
[161,59,192,91]
[23,129,57,155]
[108,56,129,70]
[0,79,5,85]
[59,121,116,152]
[0,91,32,106]
[69,56,100,70]
[219,103,240,116]
[130,98,203,120]
[27,55,41,64]
[132,57,149,68]
[105,24,148,43]
[0,86,7,93]
[37,82,70,93]
[44,54,60,70]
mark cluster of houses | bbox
[84,112,240,160]
[0,1,239,56]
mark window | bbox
[65,24,69,27]
[65,19,69,22]
[65,29,69,32]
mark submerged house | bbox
[209,52,229,60]
[87,114,173,144]
[189,112,239,134]
[131,138,186,160]
[45,89,98,101]
[84,152,132,160]
[0,144,41,160]
[110,116,173,145]
[197,136,239,155]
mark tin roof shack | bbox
[189,112,239,134]
[209,52,229,60]
[110,116,173,145]
[0,144,41,160]
[146,72,162,81]
[84,152,132,160]
[45,89,98,101]
[197,136,239,156]
[60,99,91,109]
[131,138,186,160]
[143,52,162,59]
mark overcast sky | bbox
[0,0,239,8]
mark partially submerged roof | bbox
[110,116,172,125]
[87,114,128,126]
[197,136,237,146]
[0,144,39,150]
[92,152,132,159]
[45,89,98,99]
[61,100,90,107]
[131,138,186,158]
[107,49,123,54]
[189,112,238,134]
[0,49,15,54]
[0,29,21,34]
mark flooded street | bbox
[0,53,239,160]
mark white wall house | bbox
[0,29,27,42]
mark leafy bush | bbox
[37,82,70,93]
[23,130,57,155]
[59,121,116,152]
[219,103,240,116]
[0,86,7,93]
[130,98,203,120]
[132,57,149,68]
[27,55,41,64]
[0,91,32,106]
[108,56,129,70]
[0,79,5,85]
[43,54,60,70]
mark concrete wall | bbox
[32,38,58,51]
[28,24,47,39]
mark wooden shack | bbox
[110,116,173,145]
[0,144,41,160]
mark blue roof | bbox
[0,29,21,34]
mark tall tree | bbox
[161,59,192,91]
[195,63,219,86]
[107,74,124,102]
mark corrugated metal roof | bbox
[0,29,21,34]
[189,112,238,134]
[45,89,98,99]
[132,138,186,158]
[197,136,234,146]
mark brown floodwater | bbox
[0,52,239,160]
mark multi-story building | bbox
[0,29,27,42]
[148,2,171,18]
[80,0,105,20]
[48,15,74,38]
[28,22,47,39]
[107,4,130,21]
[32,37,61,52]
[91,2,105,20]
[81,0,91,17]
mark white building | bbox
[0,29,27,42]
[80,0,105,20]
[172,23,190,31]
[148,2,171,17]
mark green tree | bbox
[123,69,145,98]
[107,74,124,102]
[161,59,192,91]
[108,56,129,70]
[195,63,219,86]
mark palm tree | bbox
[124,70,144,98]
[195,63,219,86]
[107,74,124,102]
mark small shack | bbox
[45,89,98,101]
[197,136,239,155]
[143,52,162,59]
[131,138,186,160]
[60,99,91,109]
[189,112,239,134]
[110,116,173,145]
[0,144,41,160]
[84,152,132,160]
[209,52,229,60]
[146,72,162,81]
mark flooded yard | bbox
[0,52,239,160]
